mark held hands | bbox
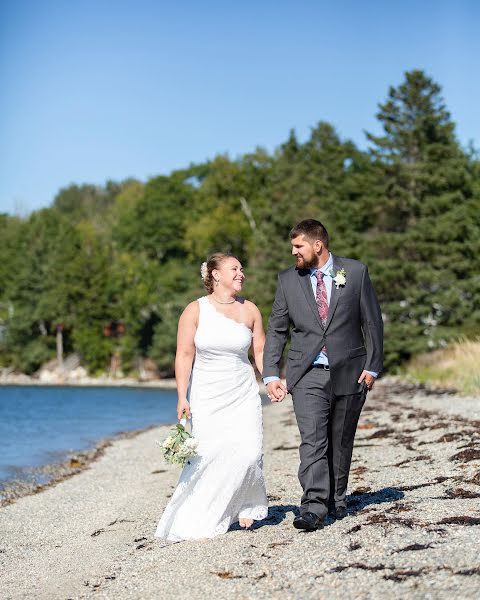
[358,370,375,391]
[267,380,288,403]
[177,397,191,420]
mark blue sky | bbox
[1,0,479,215]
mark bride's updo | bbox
[201,253,237,294]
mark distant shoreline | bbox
[0,376,178,389]
[0,373,268,391]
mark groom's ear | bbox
[313,239,323,254]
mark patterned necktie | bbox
[315,271,329,354]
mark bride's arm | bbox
[250,302,266,374]
[175,301,198,419]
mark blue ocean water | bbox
[0,385,178,486]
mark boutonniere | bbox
[330,268,347,289]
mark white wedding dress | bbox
[155,296,268,542]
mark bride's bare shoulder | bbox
[243,299,261,317]
[180,300,201,322]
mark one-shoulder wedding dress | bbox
[155,296,268,541]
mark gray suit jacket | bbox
[263,255,384,395]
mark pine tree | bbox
[365,70,480,368]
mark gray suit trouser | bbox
[291,367,367,519]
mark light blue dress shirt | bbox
[263,252,377,384]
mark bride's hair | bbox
[203,253,237,294]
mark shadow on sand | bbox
[347,486,405,514]
[236,487,405,531]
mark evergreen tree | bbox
[365,70,480,368]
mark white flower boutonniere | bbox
[330,268,347,289]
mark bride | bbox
[155,253,268,541]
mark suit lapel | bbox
[298,268,324,330]
[324,255,344,331]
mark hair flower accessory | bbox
[330,268,347,289]
[200,261,208,281]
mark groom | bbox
[263,219,383,531]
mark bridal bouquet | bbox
[159,414,198,467]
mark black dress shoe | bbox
[293,512,324,531]
[329,506,348,520]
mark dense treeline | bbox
[1,70,479,376]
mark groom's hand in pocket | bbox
[267,381,288,402]
[358,370,375,391]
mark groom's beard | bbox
[295,256,317,269]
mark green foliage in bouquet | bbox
[159,421,198,467]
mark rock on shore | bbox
[1,381,479,599]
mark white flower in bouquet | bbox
[184,437,198,451]
[158,414,198,467]
[161,435,176,450]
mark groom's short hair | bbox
[290,219,329,247]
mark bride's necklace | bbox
[212,294,236,305]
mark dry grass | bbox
[403,339,480,395]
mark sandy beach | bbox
[1,379,479,599]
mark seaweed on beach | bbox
[350,466,368,475]
[392,543,435,553]
[435,431,470,443]
[349,542,362,551]
[443,487,480,499]
[428,421,451,430]
[328,563,386,574]
[91,528,105,537]
[365,513,416,528]
[212,570,243,579]
[108,518,135,526]
[268,540,293,548]
[393,455,432,467]
[469,471,480,485]
[393,434,415,445]
[398,475,452,491]
[450,448,480,463]
[384,502,413,513]
[383,568,428,581]
[351,486,372,494]
[454,567,480,576]
[366,428,395,439]
[384,565,480,581]
[437,516,480,526]
[267,493,281,501]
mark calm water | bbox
[0,385,178,486]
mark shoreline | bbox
[0,423,159,508]
[0,372,459,395]
[0,376,178,389]
[0,382,270,509]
